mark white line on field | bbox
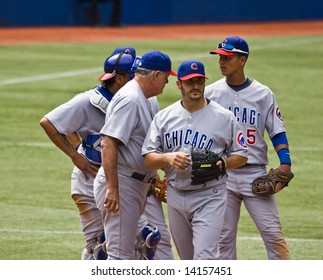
[0,229,80,234]
[1,37,323,86]
[1,228,322,243]
[0,67,101,86]
[238,236,323,243]
[0,141,321,152]
[0,141,56,148]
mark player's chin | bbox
[220,68,227,75]
[190,92,203,99]
[159,85,167,95]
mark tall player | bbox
[99,50,177,260]
[205,36,293,259]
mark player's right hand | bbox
[166,152,191,170]
[104,185,119,213]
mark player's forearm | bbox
[101,135,119,189]
[66,132,82,150]
[144,152,168,170]
[225,155,248,169]
[39,117,78,159]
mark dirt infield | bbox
[0,20,323,45]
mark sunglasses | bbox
[218,42,249,55]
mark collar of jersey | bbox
[94,86,114,102]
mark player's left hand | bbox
[275,164,293,192]
[71,153,99,180]
[190,147,226,185]
[252,165,294,196]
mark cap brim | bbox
[179,73,208,81]
[210,49,237,56]
[165,70,177,77]
[98,72,117,81]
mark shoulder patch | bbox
[275,106,283,121]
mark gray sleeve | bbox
[45,93,89,135]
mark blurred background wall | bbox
[0,0,322,27]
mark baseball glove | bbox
[149,174,167,203]
[252,168,294,197]
[191,147,226,185]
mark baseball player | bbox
[204,36,293,259]
[98,50,177,260]
[142,60,248,259]
[39,46,137,260]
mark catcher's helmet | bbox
[111,46,136,57]
[98,52,136,81]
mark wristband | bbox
[277,148,291,166]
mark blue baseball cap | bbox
[177,60,208,81]
[111,46,136,57]
[137,50,177,76]
[210,36,249,56]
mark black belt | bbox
[172,184,215,193]
[236,164,264,169]
[131,172,156,184]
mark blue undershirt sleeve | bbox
[271,132,291,166]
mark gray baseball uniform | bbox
[99,79,173,260]
[142,99,248,259]
[205,77,290,259]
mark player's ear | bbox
[116,73,129,86]
[239,55,247,66]
[114,74,123,83]
[176,80,181,89]
[154,70,161,79]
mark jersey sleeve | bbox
[45,93,89,135]
[265,91,286,139]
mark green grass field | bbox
[1,35,323,260]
